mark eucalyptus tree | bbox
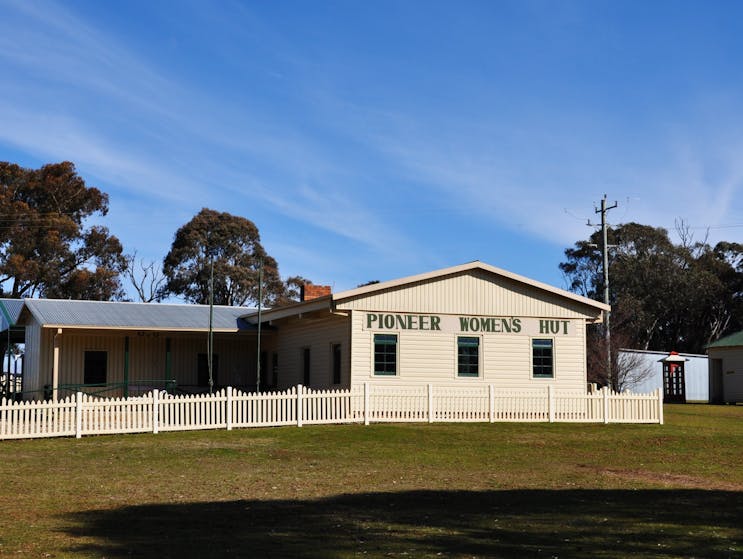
[0,161,126,300]
[561,222,743,385]
[162,208,285,306]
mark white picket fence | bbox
[0,384,663,440]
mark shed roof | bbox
[19,299,256,332]
[707,330,743,349]
[0,298,25,330]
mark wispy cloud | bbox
[0,0,424,265]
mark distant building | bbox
[706,331,743,404]
[619,349,708,403]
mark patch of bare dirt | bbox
[597,467,742,490]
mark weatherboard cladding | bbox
[22,299,256,331]
[335,269,602,320]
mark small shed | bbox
[707,331,743,404]
[618,349,709,403]
[0,298,26,398]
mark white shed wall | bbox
[621,350,709,402]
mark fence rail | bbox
[0,384,663,440]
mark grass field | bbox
[0,405,741,558]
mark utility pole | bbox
[255,260,263,393]
[208,256,214,394]
[593,195,618,389]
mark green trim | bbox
[123,336,130,398]
[373,333,397,376]
[457,336,480,377]
[165,338,172,384]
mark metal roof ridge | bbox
[22,298,254,311]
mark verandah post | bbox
[152,389,159,434]
[75,391,83,439]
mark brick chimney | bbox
[300,283,332,301]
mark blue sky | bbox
[2,0,743,297]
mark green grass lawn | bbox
[0,405,741,558]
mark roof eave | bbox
[242,296,333,323]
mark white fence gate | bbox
[0,384,663,440]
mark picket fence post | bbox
[364,382,370,426]
[658,388,664,425]
[427,383,434,423]
[152,390,159,434]
[547,385,554,423]
[75,391,83,439]
[603,388,609,424]
[226,386,233,431]
[297,384,303,427]
[488,384,494,423]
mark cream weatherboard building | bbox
[245,261,609,392]
[7,261,608,400]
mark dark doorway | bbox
[260,351,268,391]
[710,359,723,404]
[663,361,686,403]
[84,351,107,385]
[302,348,310,387]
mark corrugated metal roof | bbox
[21,299,256,331]
[707,330,743,349]
[0,298,25,330]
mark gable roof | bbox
[707,330,743,349]
[334,261,610,309]
[246,260,609,322]
[19,299,256,332]
[0,298,25,330]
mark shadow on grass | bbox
[65,489,741,558]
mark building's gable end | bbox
[335,268,603,320]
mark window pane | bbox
[374,334,397,375]
[532,339,554,378]
[458,337,479,377]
